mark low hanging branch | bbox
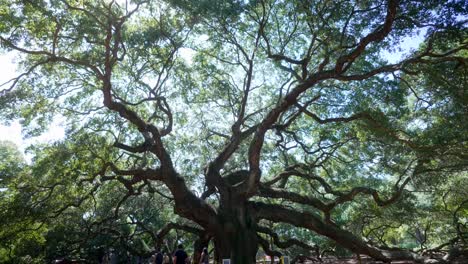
[257,235,283,260]
[256,225,319,252]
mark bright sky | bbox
[0,53,65,157]
[0,31,425,156]
[0,53,24,149]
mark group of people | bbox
[150,250,170,264]
[151,245,210,264]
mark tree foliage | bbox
[0,0,467,263]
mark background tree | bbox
[0,0,467,263]
[0,141,46,263]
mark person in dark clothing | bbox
[173,244,188,264]
[155,248,164,264]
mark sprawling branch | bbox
[251,201,390,261]
[154,222,204,247]
[256,225,318,252]
[2,1,221,235]
[252,201,442,263]
[258,160,416,223]
[258,185,329,211]
[334,0,398,73]
[0,37,103,77]
[204,10,267,198]
[245,0,399,197]
[257,235,282,259]
[326,177,411,209]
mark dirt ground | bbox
[297,257,468,264]
[285,255,468,264]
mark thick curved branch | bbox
[261,166,412,215]
[204,124,260,198]
[256,225,318,252]
[262,168,300,187]
[109,165,163,182]
[251,201,390,261]
[295,103,423,150]
[154,222,204,247]
[113,140,152,154]
[257,235,282,259]
[258,184,328,211]
[245,69,335,196]
[98,17,175,173]
[334,0,398,73]
[205,13,266,196]
[252,201,435,262]
[327,177,411,209]
[298,107,371,125]
[246,0,400,198]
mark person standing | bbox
[199,247,209,264]
[163,252,170,264]
[154,248,164,264]
[173,244,188,264]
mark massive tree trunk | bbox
[212,199,259,264]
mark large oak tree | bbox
[0,0,467,263]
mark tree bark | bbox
[212,201,259,264]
